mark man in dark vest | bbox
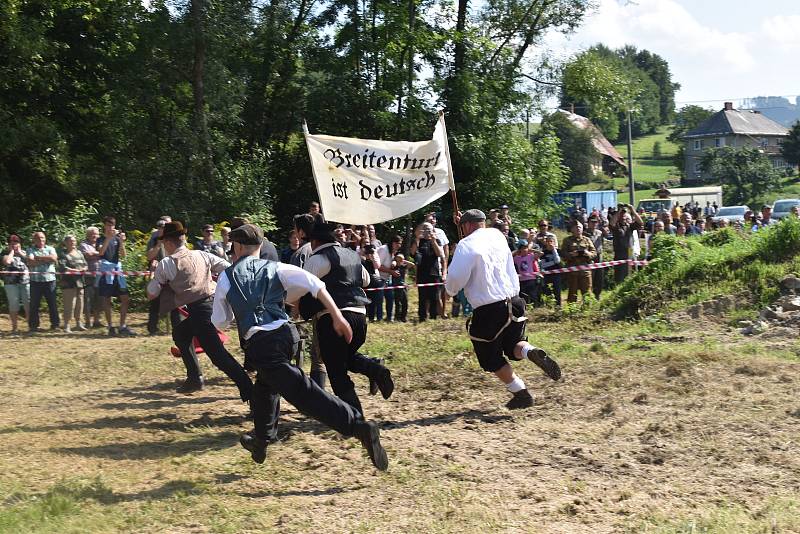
[301,223,394,416]
[146,222,253,402]
[211,223,388,470]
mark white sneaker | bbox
[76,323,88,331]
[63,326,73,334]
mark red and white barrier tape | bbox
[0,270,152,277]
[362,259,649,291]
[1,259,650,287]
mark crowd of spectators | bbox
[4,198,799,335]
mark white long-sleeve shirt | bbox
[211,262,325,340]
[445,227,520,308]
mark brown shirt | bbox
[561,235,597,267]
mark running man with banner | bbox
[445,209,562,409]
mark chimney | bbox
[724,102,734,111]
[570,103,575,114]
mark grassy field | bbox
[1,295,800,533]
[613,127,681,186]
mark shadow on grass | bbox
[237,485,364,498]
[51,430,242,460]
[381,408,511,430]
[0,412,249,434]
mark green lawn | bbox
[613,126,681,185]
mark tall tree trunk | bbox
[190,0,213,186]
[406,0,415,139]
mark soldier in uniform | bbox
[561,221,597,303]
[586,216,606,300]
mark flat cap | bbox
[460,209,486,224]
[228,223,264,245]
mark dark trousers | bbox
[614,259,631,283]
[29,281,59,330]
[592,264,604,299]
[367,280,384,321]
[394,287,408,321]
[541,273,562,306]
[519,279,541,305]
[382,280,394,321]
[417,277,441,321]
[148,295,179,334]
[246,324,360,441]
[316,311,385,416]
[172,298,253,402]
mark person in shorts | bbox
[2,234,30,334]
[96,216,135,336]
[445,209,561,409]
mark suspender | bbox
[466,298,527,343]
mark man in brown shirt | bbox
[147,222,253,400]
[561,221,597,303]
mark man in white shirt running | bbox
[445,209,561,409]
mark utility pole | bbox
[626,108,635,205]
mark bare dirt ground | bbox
[1,312,800,533]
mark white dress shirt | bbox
[445,228,520,308]
[211,262,325,340]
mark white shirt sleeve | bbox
[211,271,235,331]
[444,242,471,296]
[277,263,326,303]
[304,253,330,278]
[146,256,176,298]
[202,251,231,274]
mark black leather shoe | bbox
[505,389,534,409]
[375,368,394,400]
[176,377,204,394]
[527,347,561,381]
[239,433,267,464]
[368,358,387,397]
[354,420,388,471]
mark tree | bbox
[561,50,636,140]
[700,146,782,205]
[540,112,598,187]
[782,121,800,172]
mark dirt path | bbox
[1,314,799,533]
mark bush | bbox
[604,217,800,318]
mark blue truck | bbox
[551,190,617,227]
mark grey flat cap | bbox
[461,209,486,223]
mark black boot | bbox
[176,376,204,394]
[367,358,394,400]
[239,432,267,464]
[527,347,561,381]
[353,420,388,471]
[505,389,534,410]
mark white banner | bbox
[304,115,454,225]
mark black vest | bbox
[299,243,369,319]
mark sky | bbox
[543,0,800,110]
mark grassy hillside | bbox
[613,126,681,186]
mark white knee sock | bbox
[506,374,526,393]
[520,343,535,359]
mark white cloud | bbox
[542,0,800,106]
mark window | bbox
[714,138,724,148]
[693,140,701,150]
[761,138,768,147]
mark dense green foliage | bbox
[605,217,800,318]
[560,45,678,141]
[782,121,800,171]
[700,146,783,205]
[1,0,593,238]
